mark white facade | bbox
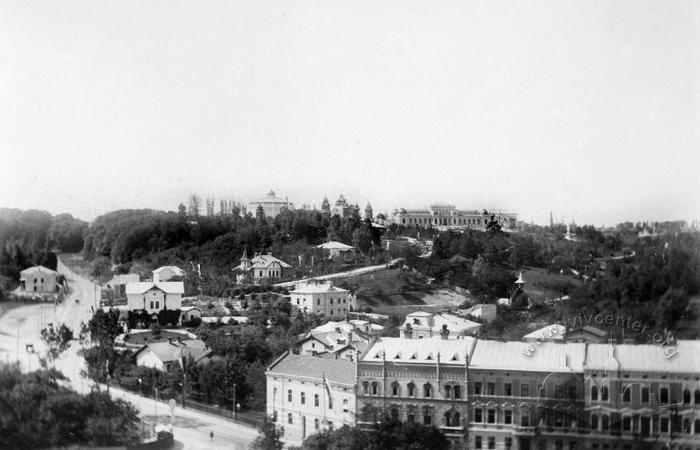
[126,282,184,313]
[267,353,356,447]
[290,280,355,318]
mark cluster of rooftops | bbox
[269,336,700,383]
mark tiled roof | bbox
[267,353,356,385]
[125,281,185,295]
[362,337,477,365]
[470,340,587,372]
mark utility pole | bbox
[233,382,237,420]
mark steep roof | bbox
[267,353,356,385]
[125,281,185,295]
[362,337,477,365]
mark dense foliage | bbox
[82,205,381,269]
[300,415,450,450]
[0,363,139,449]
[0,208,87,297]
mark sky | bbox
[1,0,698,226]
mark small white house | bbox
[134,339,210,372]
[317,241,355,259]
[126,281,185,313]
[19,265,59,294]
[179,306,202,324]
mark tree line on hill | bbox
[0,208,88,298]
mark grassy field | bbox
[520,267,581,304]
[0,301,23,320]
[339,268,472,316]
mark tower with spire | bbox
[365,202,373,220]
[321,196,330,218]
[239,248,251,271]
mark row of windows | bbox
[473,408,514,425]
[474,436,516,450]
[365,405,462,427]
[363,381,462,399]
[591,385,700,404]
[474,381,535,397]
[590,414,700,435]
[284,389,350,412]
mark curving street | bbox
[0,257,259,450]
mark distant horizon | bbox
[1,189,696,229]
[2,1,698,230]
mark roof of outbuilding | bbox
[153,266,184,276]
[134,339,210,364]
[267,353,356,385]
[317,241,354,250]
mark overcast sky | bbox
[1,1,698,226]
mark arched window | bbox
[391,381,400,396]
[362,381,369,394]
[407,405,416,423]
[454,385,461,399]
[683,418,691,433]
[423,407,432,425]
[424,383,432,398]
[591,414,599,430]
[694,419,700,434]
[371,381,378,396]
[695,389,700,404]
[602,415,609,431]
[407,382,416,397]
[601,386,609,401]
[591,386,598,401]
[683,389,691,404]
[391,407,400,420]
[445,385,452,398]
[445,411,461,426]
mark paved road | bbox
[0,257,259,450]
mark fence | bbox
[184,397,265,428]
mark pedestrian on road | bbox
[210,431,214,441]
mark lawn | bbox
[520,267,581,304]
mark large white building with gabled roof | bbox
[290,280,355,318]
[266,352,356,447]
